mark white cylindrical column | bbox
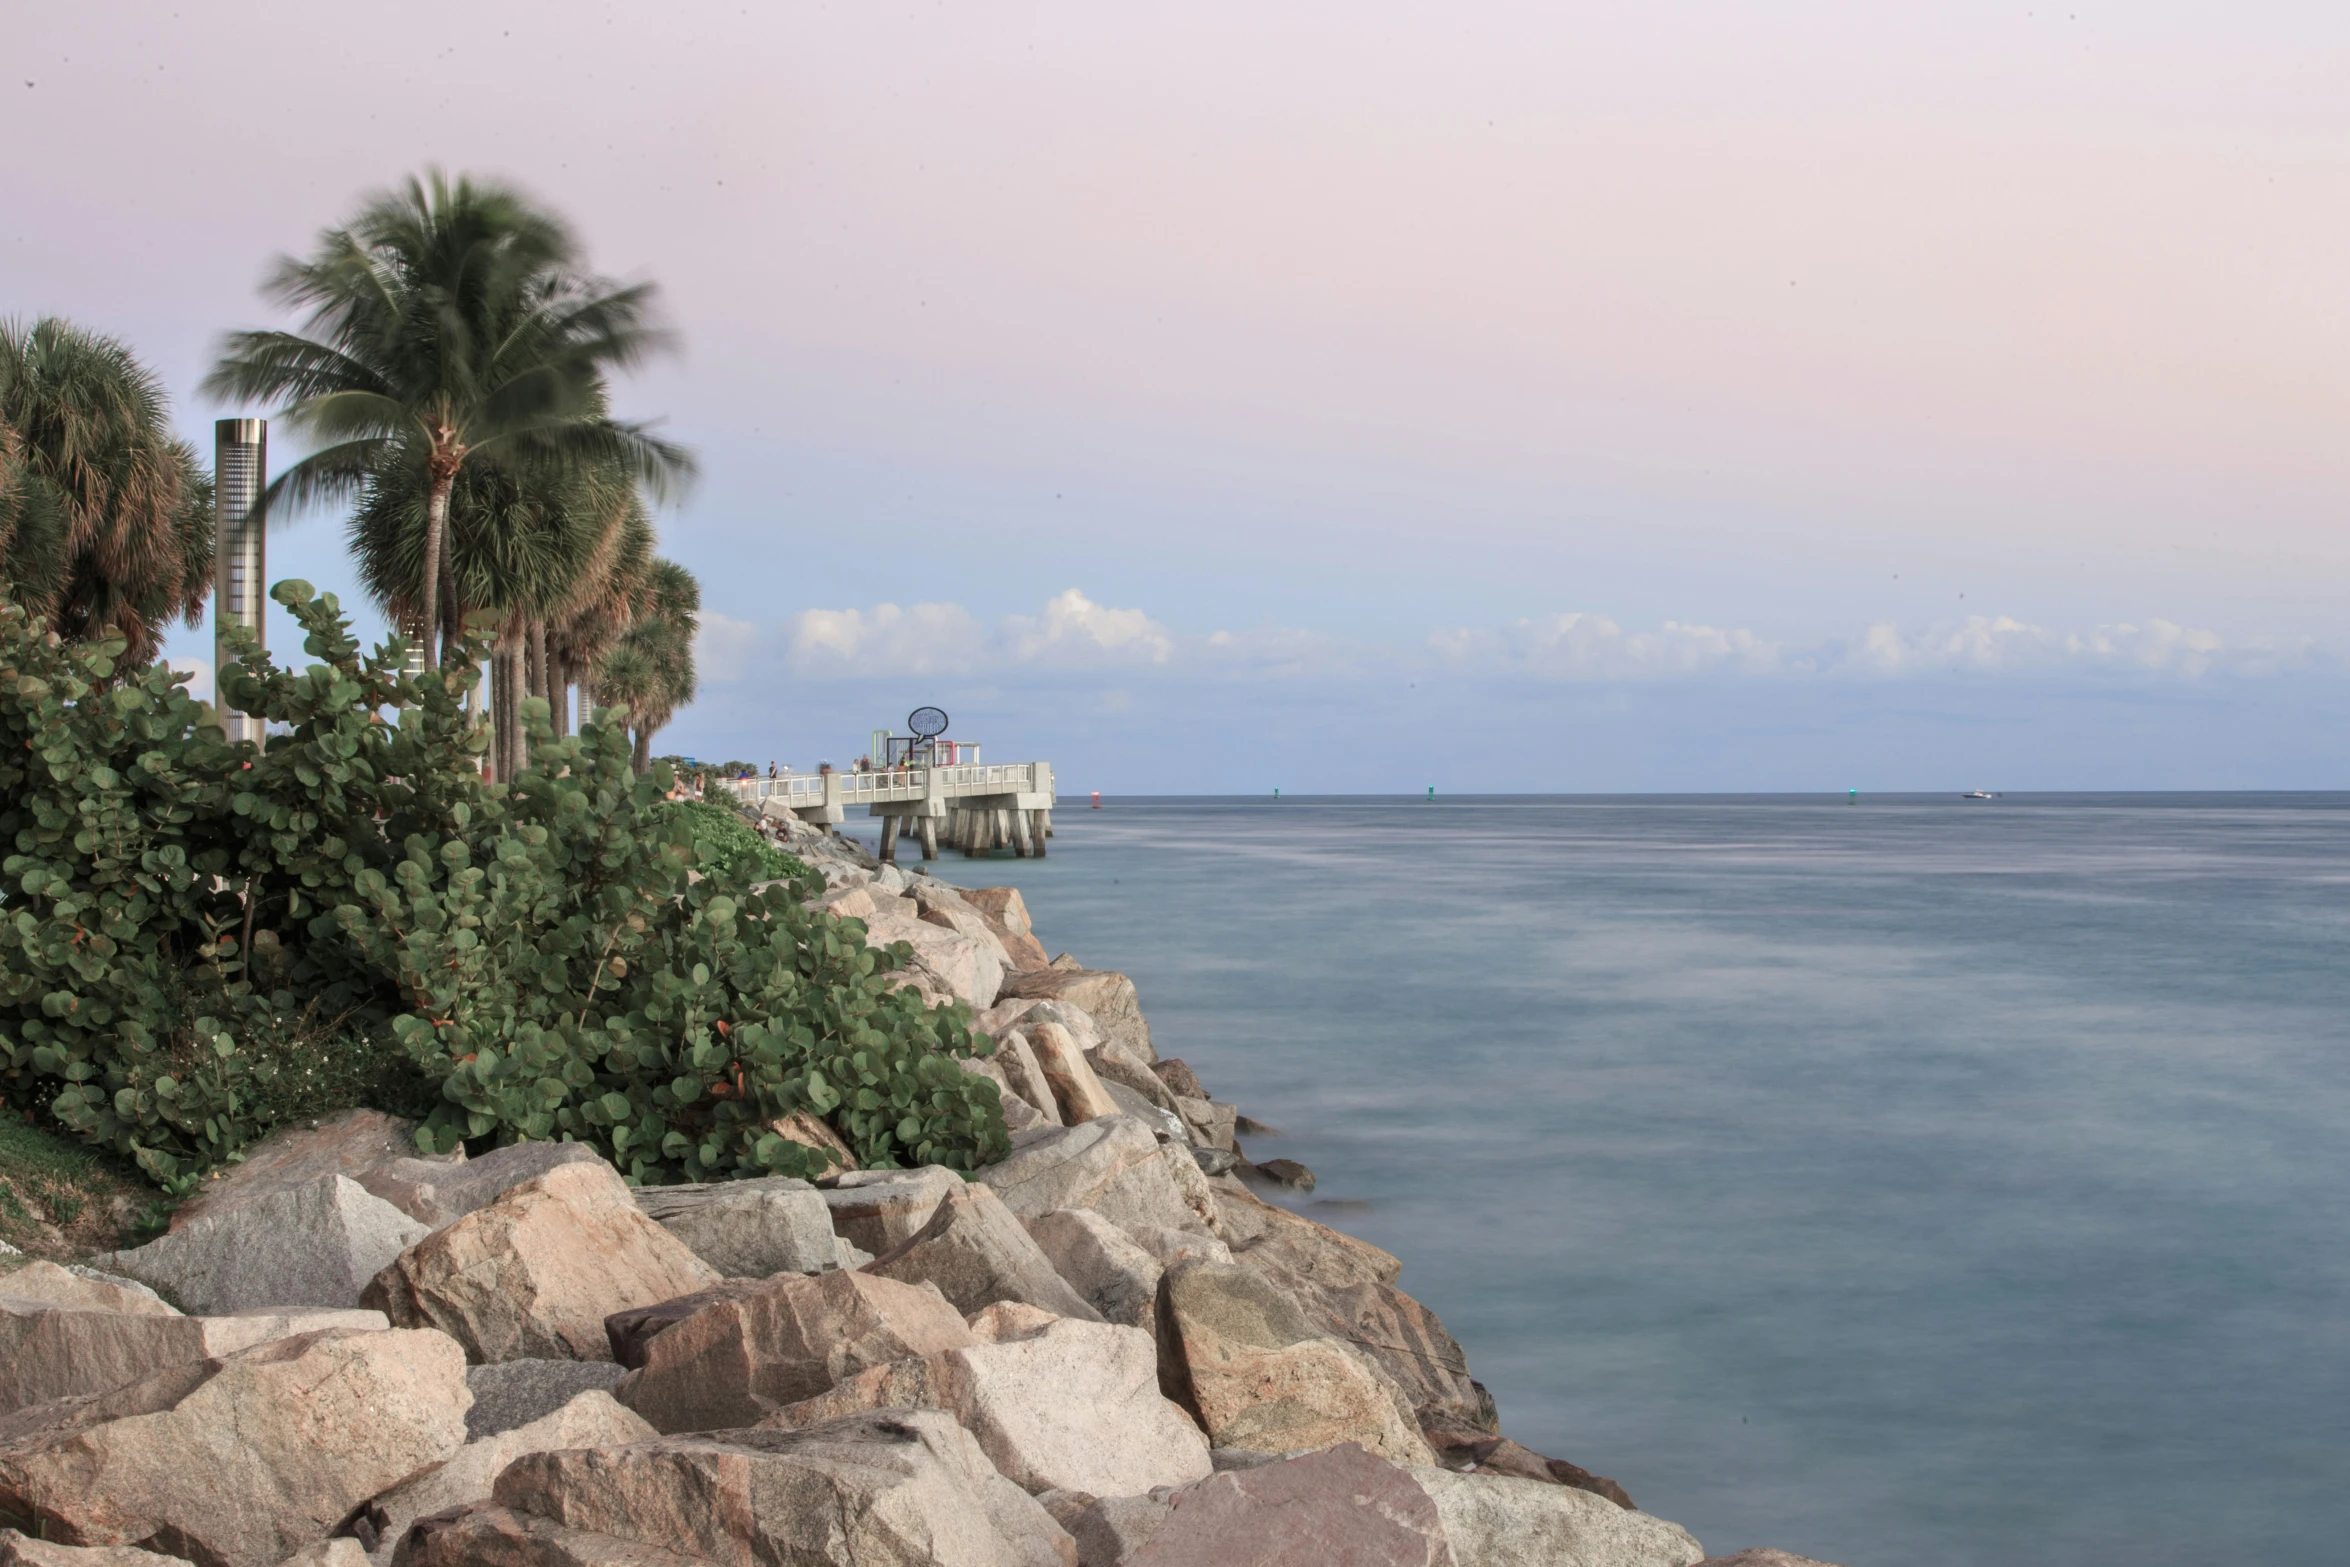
[212,419,266,745]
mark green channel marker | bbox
[1427,786,1435,800]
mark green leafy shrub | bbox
[661,798,807,886]
[0,587,1007,1193]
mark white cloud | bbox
[693,610,763,684]
[732,591,2320,690]
[1431,613,1786,678]
[1003,589,1173,666]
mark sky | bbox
[7,1,2349,791]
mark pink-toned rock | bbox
[1156,1260,1433,1465]
[367,1390,656,1558]
[169,1110,453,1232]
[1410,1467,1704,1566]
[1208,1177,1400,1288]
[982,1119,1220,1242]
[364,1163,721,1364]
[765,1314,1212,1498]
[996,968,1155,1063]
[1696,1552,1850,1567]
[0,1261,174,1317]
[820,1166,963,1255]
[613,1268,973,1434]
[1023,1022,1122,1124]
[0,1530,194,1567]
[866,1183,1104,1323]
[987,1031,1063,1127]
[0,1299,387,1415]
[485,1411,1073,1567]
[0,1328,469,1567]
[957,888,1051,972]
[393,1503,706,1567]
[355,1144,609,1230]
[862,909,1007,1011]
[1127,1443,1452,1567]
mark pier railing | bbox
[715,760,1056,862]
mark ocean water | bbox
[875,794,2350,1567]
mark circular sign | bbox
[906,706,950,739]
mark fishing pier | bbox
[722,761,1057,862]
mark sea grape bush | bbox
[0,584,1007,1192]
[662,797,806,886]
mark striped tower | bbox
[212,418,266,745]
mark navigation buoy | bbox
[1091,791,1101,810]
[1274,788,1280,800]
[1427,785,1435,801]
[1848,788,1858,805]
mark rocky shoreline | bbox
[0,815,1840,1567]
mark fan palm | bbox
[0,318,212,661]
[202,170,692,671]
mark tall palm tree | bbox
[202,170,692,671]
[0,318,212,662]
[594,558,698,774]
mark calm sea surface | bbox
[875,793,2349,1567]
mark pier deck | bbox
[720,761,1056,861]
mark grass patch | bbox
[0,1111,161,1259]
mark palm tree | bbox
[0,318,212,662]
[202,170,692,672]
[350,450,649,779]
[593,558,698,773]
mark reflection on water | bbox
[888,794,2350,1567]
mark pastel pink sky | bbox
[8,2,2347,786]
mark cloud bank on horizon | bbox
[703,589,2305,688]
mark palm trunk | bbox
[503,639,527,781]
[527,618,548,706]
[419,470,453,671]
[632,725,651,775]
[549,655,571,740]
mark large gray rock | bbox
[0,1298,387,1415]
[865,1183,1104,1323]
[988,1029,1063,1126]
[1694,1552,1851,1567]
[356,1142,609,1230]
[1410,1467,1705,1567]
[1098,1081,1188,1143]
[457,1410,1073,1567]
[1125,1443,1450,1566]
[820,1166,964,1256]
[997,967,1157,1062]
[1026,1209,1162,1329]
[367,1390,655,1564]
[1156,1260,1432,1465]
[613,1268,974,1434]
[631,1177,835,1277]
[0,1531,194,1567]
[980,1118,1218,1240]
[364,1162,722,1364]
[92,1175,428,1315]
[862,908,1007,1011]
[766,1312,1213,1498]
[463,1359,630,1441]
[0,1327,470,1567]
[1208,1177,1400,1288]
[168,1110,453,1232]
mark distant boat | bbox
[1961,790,1999,800]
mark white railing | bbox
[716,762,1049,806]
